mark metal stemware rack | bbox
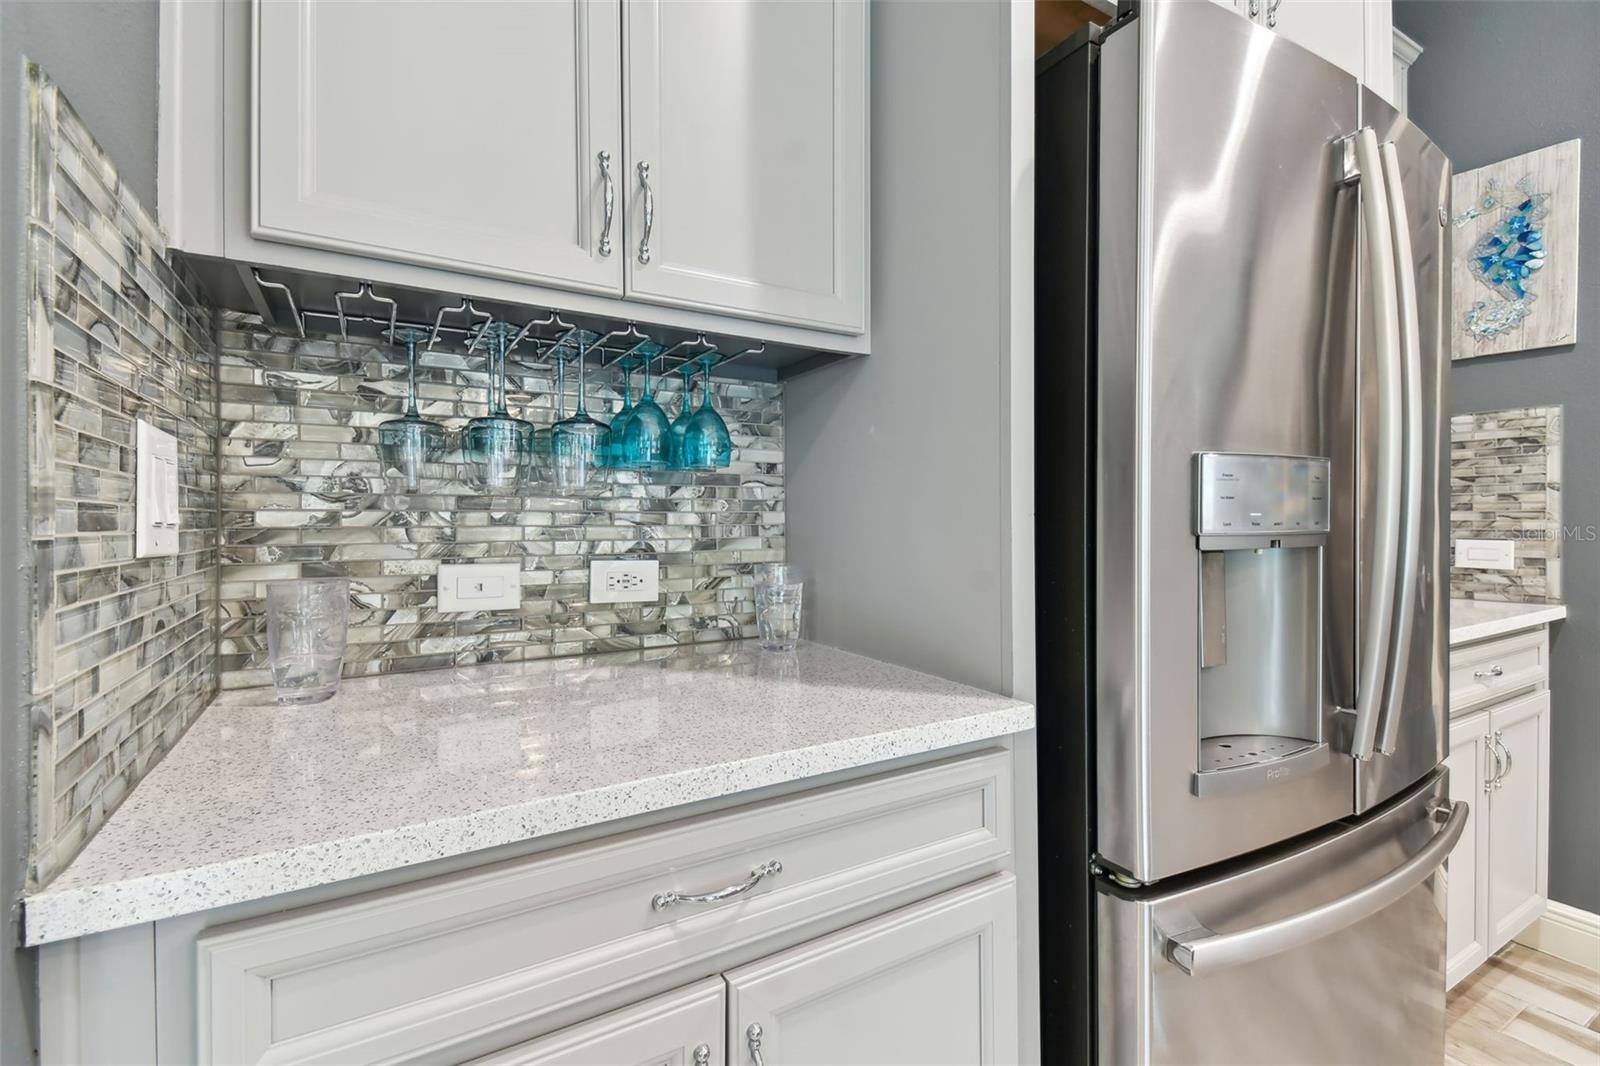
[250,270,766,379]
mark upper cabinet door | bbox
[1261,0,1367,81]
[723,876,1018,1066]
[623,0,868,334]
[254,0,624,295]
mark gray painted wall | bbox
[1396,0,1600,913]
[786,0,1013,694]
[1,3,159,1062]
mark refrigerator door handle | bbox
[1346,127,1405,762]
[1376,140,1425,757]
[1162,799,1468,977]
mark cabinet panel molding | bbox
[724,874,1020,1066]
[465,978,725,1066]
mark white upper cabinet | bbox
[1230,0,1396,102]
[254,0,623,295]
[622,0,868,333]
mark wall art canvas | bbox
[1451,139,1581,360]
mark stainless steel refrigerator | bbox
[1035,4,1467,1062]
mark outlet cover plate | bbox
[437,562,522,612]
[135,419,180,558]
[590,558,660,604]
[1455,538,1516,571]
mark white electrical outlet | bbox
[135,419,180,558]
[590,558,660,604]
[437,562,522,612]
[1455,538,1516,571]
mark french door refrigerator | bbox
[1035,4,1467,1063]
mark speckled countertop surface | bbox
[24,641,1033,945]
[1450,598,1567,646]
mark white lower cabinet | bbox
[468,978,726,1066]
[1444,628,1553,990]
[724,875,1018,1066]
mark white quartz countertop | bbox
[24,641,1033,945]
[1450,598,1568,646]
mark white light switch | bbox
[136,420,179,558]
[437,562,522,612]
[1455,538,1516,571]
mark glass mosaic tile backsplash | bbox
[216,316,785,688]
[25,68,220,885]
[1450,405,1563,602]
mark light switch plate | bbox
[437,562,522,612]
[135,419,179,558]
[589,558,660,604]
[1455,538,1516,571]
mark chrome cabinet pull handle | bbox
[746,1023,765,1066]
[1247,0,1260,17]
[1484,733,1501,793]
[693,1043,711,1066]
[597,151,615,257]
[1266,0,1282,27]
[1474,665,1505,679]
[1495,731,1513,785]
[637,160,655,265]
[652,859,782,911]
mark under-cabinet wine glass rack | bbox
[249,269,768,376]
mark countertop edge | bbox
[1448,603,1568,646]
[23,703,1035,946]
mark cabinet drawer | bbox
[196,750,1013,1065]
[1450,628,1547,716]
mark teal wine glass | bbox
[551,330,608,493]
[377,327,448,493]
[621,343,671,471]
[601,355,637,469]
[462,322,535,494]
[680,354,732,470]
[666,362,697,469]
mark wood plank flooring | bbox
[1447,945,1599,1065]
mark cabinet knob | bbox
[746,1023,765,1066]
[693,1043,711,1066]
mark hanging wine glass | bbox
[377,327,448,493]
[680,352,733,471]
[602,354,638,470]
[551,328,608,493]
[461,321,535,494]
[620,340,670,471]
[666,361,698,470]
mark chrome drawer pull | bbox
[637,160,655,264]
[652,860,782,911]
[1474,665,1505,679]
[747,1023,765,1066]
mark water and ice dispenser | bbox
[1191,453,1333,797]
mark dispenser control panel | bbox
[1194,453,1331,536]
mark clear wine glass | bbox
[462,321,535,494]
[377,327,448,493]
[551,329,608,493]
[680,353,733,470]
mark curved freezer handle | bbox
[1377,140,1425,757]
[1164,800,1468,977]
[1348,127,1405,762]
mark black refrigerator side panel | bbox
[1034,37,1098,1066]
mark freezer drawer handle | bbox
[1162,800,1468,977]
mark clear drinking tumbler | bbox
[754,568,803,653]
[266,577,350,704]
